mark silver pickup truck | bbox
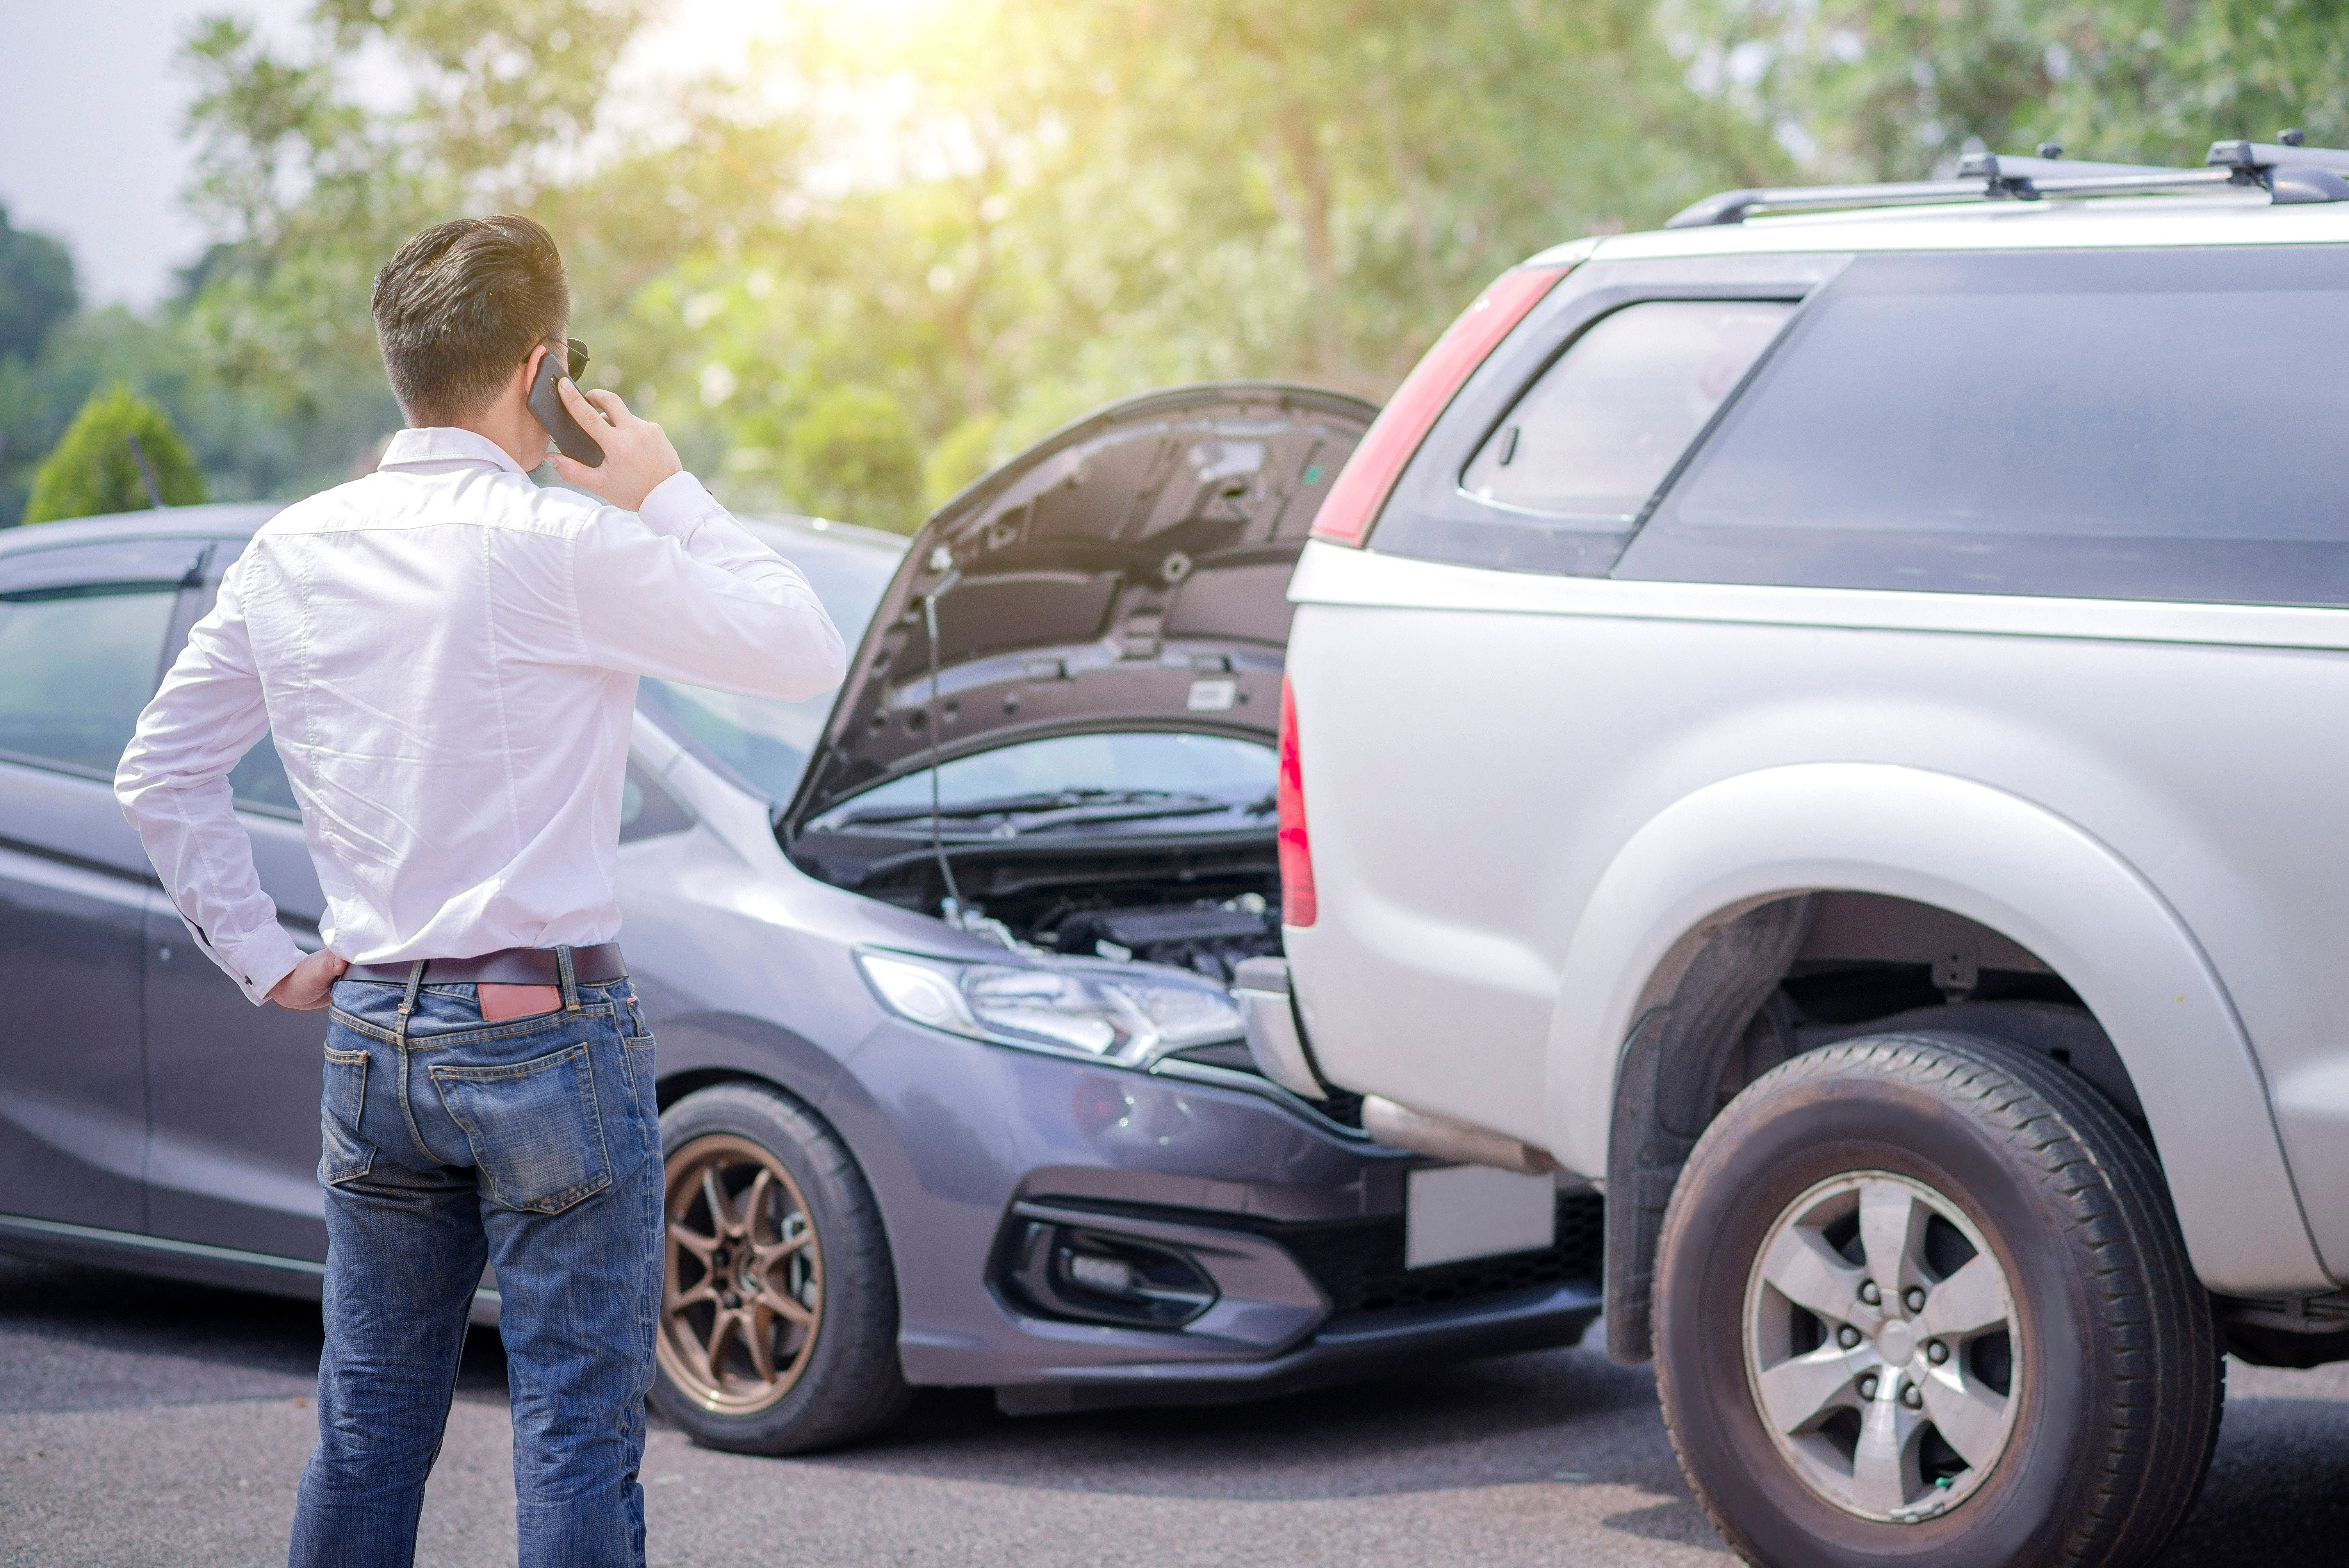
[1245,137,2349,1566]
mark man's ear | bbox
[519,343,552,444]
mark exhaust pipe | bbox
[1362,1096,1559,1177]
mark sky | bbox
[0,0,786,308]
[0,0,311,306]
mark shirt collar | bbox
[378,427,530,475]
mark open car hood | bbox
[781,382,1375,833]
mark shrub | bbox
[23,383,206,523]
[782,384,923,532]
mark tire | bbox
[1652,1031,2222,1568]
[648,1082,913,1454]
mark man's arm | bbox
[114,562,340,1009]
[549,378,848,697]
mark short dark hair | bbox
[370,216,569,425]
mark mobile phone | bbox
[528,338,605,467]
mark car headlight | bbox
[855,948,1244,1067]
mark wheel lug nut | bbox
[1927,1340,1950,1365]
[1837,1324,1862,1349]
[1858,1280,1882,1306]
[1857,1374,1879,1401]
[1902,1381,1924,1409]
[1903,1286,1927,1313]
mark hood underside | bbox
[783,382,1375,831]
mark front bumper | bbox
[815,1014,1604,1401]
[995,1280,1603,1414]
[990,1194,1605,1414]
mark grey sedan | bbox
[0,382,1601,1453]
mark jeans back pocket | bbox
[429,1042,614,1214]
[319,1045,374,1185]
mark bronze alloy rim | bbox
[658,1133,824,1414]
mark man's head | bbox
[371,216,568,428]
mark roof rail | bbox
[1665,133,2349,228]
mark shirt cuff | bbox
[636,471,722,539]
[217,920,309,1007]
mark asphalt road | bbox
[2,1253,2345,1567]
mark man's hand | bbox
[546,379,684,511]
[267,949,349,1012]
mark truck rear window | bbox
[1617,246,2349,605]
[1460,301,1791,524]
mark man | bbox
[114,216,845,1567]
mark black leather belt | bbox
[346,943,627,986]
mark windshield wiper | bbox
[982,796,1244,837]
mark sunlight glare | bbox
[629,0,952,89]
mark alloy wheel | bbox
[1741,1170,2021,1524]
[658,1133,824,1413]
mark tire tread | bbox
[1655,1032,2222,1568]
[651,1083,913,1455]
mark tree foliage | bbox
[1666,0,2349,178]
[0,207,78,366]
[24,384,208,524]
[163,0,1779,531]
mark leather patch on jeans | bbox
[479,982,561,1022]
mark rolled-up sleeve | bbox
[114,565,305,1004]
[569,472,847,700]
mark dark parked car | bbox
[0,382,1602,1453]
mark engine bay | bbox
[790,822,1285,984]
[1041,896,1281,982]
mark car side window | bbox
[0,587,180,777]
[619,759,695,843]
[1459,301,1794,525]
[227,734,300,816]
[1616,245,2349,604]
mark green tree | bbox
[646,0,1782,520]
[176,0,664,408]
[24,384,208,523]
[0,289,396,528]
[1666,0,2349,179]
[777,385,926,529]
[0,206,78,365]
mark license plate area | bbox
[1404,1164,1557,1270]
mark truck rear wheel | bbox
[1653,1031,2222,1567]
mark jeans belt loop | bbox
[556,944,581,1014]
[395,959,425,1047]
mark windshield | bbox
[637,520,903,803]
[809,732,1276,831]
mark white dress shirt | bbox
[116,428,847,1003]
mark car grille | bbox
[1267,1190,1605,1316]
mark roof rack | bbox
[1665,132,2349,228]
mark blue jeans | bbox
[288,961,663,1568]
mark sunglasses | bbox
[547,337,590,382]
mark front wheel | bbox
[649,1083,912,1454]
[1653,1032,2222,1567]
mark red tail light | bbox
[1276,676,1316,928]
[1309,264,1572,548]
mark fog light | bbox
[1065,1253,1137,1295]
[998,1220,1218,1328]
